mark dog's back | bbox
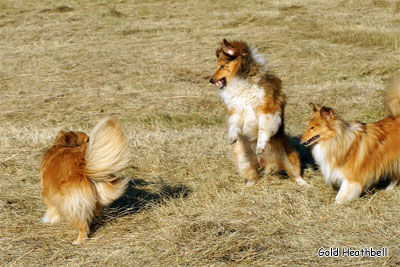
[41,145,86,187]
[41,131,89,192]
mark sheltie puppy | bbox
[209,39,306,186]
[40,117,130,244]
[301,73,400,204]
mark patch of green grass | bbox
[0,3,8,10]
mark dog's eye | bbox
[311,126,315,130]
[220,64,225,69]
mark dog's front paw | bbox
[41,215,50,224]
[72,240,85,245]
[228,129,240,145]
[229,136,238,145]
[295,178,308,186]
[256,133,271,154]
[245,180,257,187]
[256,140,270,155]
[256,146,264,155]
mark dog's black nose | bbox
[209,78,214,84]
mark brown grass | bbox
[1,0,400,266]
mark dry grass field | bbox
[1,0,400,266]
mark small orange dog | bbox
[301,73,400,204]
[40,117,130,244]
[210,39,306,186]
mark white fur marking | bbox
[295,178,307,186]
[256,131,268,153]
[312,144,345,185]
[257,111,282,151]
[228,113,242,144]
[220,77,266,143]
[42,209,60,224]
[335,179,362,204]
[60,188,96,223]
[245,180,256,187]
[385,179,398,192]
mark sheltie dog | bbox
[209,39,306,186]
[40,117,130,244]
[301,73,400,204]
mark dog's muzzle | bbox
[302,135,320,146]
[210,77,226,89]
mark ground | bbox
[0,0,399,266]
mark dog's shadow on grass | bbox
[90,179,190,234]
[107,178,190,217]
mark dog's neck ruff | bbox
[312,143,346,185]
[311,120,359,185]
[218,77,265,109]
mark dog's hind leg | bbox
[94,202,104,217]
[280,141,307,186]
[232,140,259,187]
[72,220,89,245]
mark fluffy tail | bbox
[386,72,400,118]
[86,116,130,205]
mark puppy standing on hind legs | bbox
[300,72,400,204]
[40,117,130,244]
[209,39,306,187]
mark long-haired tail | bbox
[86,116,130,205]
[386,72,400,118]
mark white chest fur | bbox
[312,144,345,185]
[219,78,265,139]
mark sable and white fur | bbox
[210,39,306,186]
[40,117,130,244]
[301,72,400,204]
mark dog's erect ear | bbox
[222,39,236,57]
[76,135,89,145]
[54,131,66,145]
[64,133,71,144]
[73,131,90,145]
[309,103,322,112]
[79,135,89,145]
[56,131,66,139]
[63,131,78,146]
[320,106,335,121]
[216,49,220,58]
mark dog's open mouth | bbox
[302,135,320,146]
[215,77,226,89]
